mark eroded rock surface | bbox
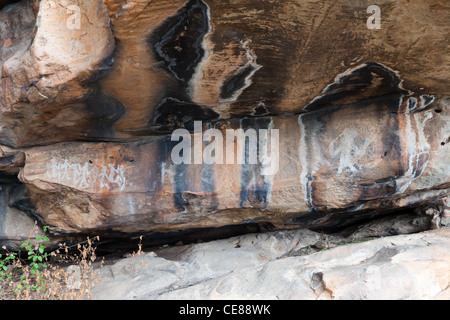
[1,0,449,148]
[90,228,450,300]
[17,94,450,235]
[0,0,448,241]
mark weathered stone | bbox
[0,0,448,240]
[0,0,114,148]
[0,145,24,174]
[0,182,47,250]
[415,195,450,230]
[17,90,450,236]
[89,228,450,300]
[0,0,449,148]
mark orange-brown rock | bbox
[0,0,449,147]
[18,91,450,235]
[0,0,448,239]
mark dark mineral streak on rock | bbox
[239,117,272,208]
[252,105,269,117]
[82,90,127,139]
[359,179,397,201]
[8,183,45,226]
[220,64,257,100]
[0,0,20,11]
[200,122,219,211]
[149,0,210,84]
[165,132,192,210]
[304,62,409,112]
[77,48,127,140]
[0,155,15,166]
[381,95,404,179]
[148,136,170,193]
[151,97,219,132]
[174,163,189,210]
[148,0,220,134]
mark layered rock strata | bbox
[0,0,448,240]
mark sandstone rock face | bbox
[0,0,448,240]
[0,181,50,250]
[17,95,450,235]
[0,0,114,147]
[0,145,24,174]
[1,0,449,148]
[90,229,450,300]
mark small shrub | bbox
[0,223,102,300]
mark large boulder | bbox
[90,228,450,300]
[0,182,49,250]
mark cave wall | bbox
[0,0,448,242]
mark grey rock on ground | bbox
[90,228,450,300]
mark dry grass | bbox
[0,223,103,300]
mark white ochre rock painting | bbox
[329,127,372,175]
[46,158,126,192]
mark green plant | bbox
[15,226,50,293]
[0,223,102,300]
[0,251,17,282]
